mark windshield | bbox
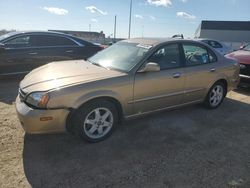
[0,32,19,42]
[88,42,150,72]
[243,44,250,51]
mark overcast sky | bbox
[0,0,249,38]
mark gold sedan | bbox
[15,38,240,142]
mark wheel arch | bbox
[204,78,228,103]
[66,95,124,133]
[213,79,228,96]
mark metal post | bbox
[128,0,132,39]
[114,15,117,40]
[142,25,144,38]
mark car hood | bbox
[20,60,126,92]
[226,50,250,64]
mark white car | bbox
[196,38,231,55]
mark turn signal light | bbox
[40,116,53,121]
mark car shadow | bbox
[0,79,20,105]
[22,97,250,188]
[235,84,250,96]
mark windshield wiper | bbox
[88,60,109,70]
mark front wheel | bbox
[204,82,226,109]
[71,100,118,142]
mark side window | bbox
[32,35,77,47]
[4,35,31,48]
[183,44,210,66]
[148,43,181,70]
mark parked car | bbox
[15,38,240,142]
[226,43,250,84]
[0,31,103,77]
[196,38,230,55]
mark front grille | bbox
[19,88,27,102]
[240,64,250,76]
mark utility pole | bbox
[142,25,144,38]
[114,15,117,41]
[128,0,132,39]
[89,24,91,32]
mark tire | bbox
[71,100,118,143]
[204,82,226,109]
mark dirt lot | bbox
[0,80,250,188]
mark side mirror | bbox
[138,62,160,73]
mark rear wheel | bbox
[71,100,118,142]
[204,82,226,109]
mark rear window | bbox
[203,40,223,49]
[208,41,223,48]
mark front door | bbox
[0,35,33,76]
[133,43,185,114]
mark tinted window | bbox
[0,32,20,42]
[32,35,77,47]
[4,35,31,48]
[149,43,181,70]
[183,44,210,66]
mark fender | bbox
[72,89,125,110]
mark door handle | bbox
[210,68,216,72]
[66,50,74,53]
[28,52,37,55]
[173,73,181,78]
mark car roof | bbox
[122,38,205,47]
[195,38,221,42]
[0,31,74,40]
[0,30,99,46]
[2,31,73,38]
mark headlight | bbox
[25,92,50,108]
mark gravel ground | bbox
[0,80,250,188]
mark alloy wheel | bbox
[209,85,224,107]
[83,107,114,139]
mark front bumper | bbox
[239,64,250,83]
[15,96,70,134]
[240,74,250,83]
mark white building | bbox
[195,21,250,50]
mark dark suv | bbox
[0,31,103,77]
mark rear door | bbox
[133,43,185,113]
[181,42,218,103]
[30,34,81,64]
